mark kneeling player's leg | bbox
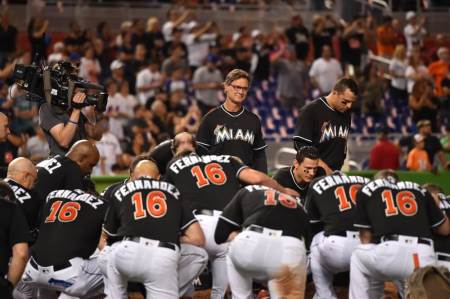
[226,255,253,299]
[178,244,208,296]
[107,242,132,298]
[349,244,383,299]
[310,242,336,299]
[145,247,179,299]
[62,257,104,298]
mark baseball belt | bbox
[124,236,178,251]
[377,234,433,246]
[194,209,222,216]
[437,253,450,262]
[325,230,359,238]
[29,256,71,271]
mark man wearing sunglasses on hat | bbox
[196,69,268,173]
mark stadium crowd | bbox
[0,5,449,174]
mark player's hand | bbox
[283,187,299,197]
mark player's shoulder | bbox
[202,106,222,120]
[301,98,325,112]
[273,166,291,178]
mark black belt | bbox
[326,230,359,238]
[376,234,433,246]
[125,237,177,251]
[29,257,71,271]
[437,253,450,262]
[195,209,219,216]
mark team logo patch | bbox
[48,278,73,289]
[319,121,349,143]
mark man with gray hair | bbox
[428,46,449,97]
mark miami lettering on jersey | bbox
[319,121,349,143]
[214,125,255,145]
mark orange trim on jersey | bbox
[413,253,420,269]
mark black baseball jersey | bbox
[34,156,85,202]
[31,189,106,266]
[0,199,30,276]
[196,105,266,168]
[273,166,312,201]
[434,194,450,254]
[165,154,248,211]
[4,178,42,233]
[305,174,370,236]
[148,139,173,176]
[100,180,125,244]
[293,97,351,171]
[354,179,445,239]
[104,178,196,245]
[220,185,309,240]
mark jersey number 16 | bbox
[132,191,168,220]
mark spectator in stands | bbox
[407,134,432,171]
[78,45,101,84]
[389,44,408,105]
[250,30,272,81]
[123,43,147,94]
[136,60,163,107]
[64,20,87,55]
[409,79,439,131]
[309,45,343,96]
[110,59,126,86]
[369,125,400,170]
[93,117,123,176]
[400,119,449,170]
[391,18,406,48]
[184,21,218,72]
[28,16,50,62]
[403,11,427,55]
[47,42,67,64]
[131,18,146,49]
[405,49,429,93]
[428,47,449,97]
[441,67,450,124]
[192,54,223,115]
[164,28,188,59]
[0,112,13,177]
[117,80,138,119]
[105,80,126,141]
[169,93,201,135]
[161,45,188,77]
[271,44,308,110]
[440,123,450,164]
[341,17,366,71]
[165,67,188,94]
[143,17,165,64]
[311,15,334,59]
[126,131,153,157]
[285,15,310,61]
[0,9,17,67]
[376,16,396,58]
[162,9,191,42]
[19,124,49,163]
[150,100,170,141]
[11,92,37,136]
[361,62,385,116]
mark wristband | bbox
[68,120,78,125]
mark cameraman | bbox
[39,91,102,156]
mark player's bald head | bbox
[131,160,160,180]
[172,132,196,157]
[66,140,100,175]
[373,169,398,182]
[7,157,37,189]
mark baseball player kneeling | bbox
[350,170,450,299]
[305,172,370,299]
[215,185,309,298]
[14,189,107,299]
[104,160,205,299]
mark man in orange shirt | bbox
[428,47,449,96]
[376,16,397,58]
[407,134,432,171]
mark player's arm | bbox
[252,148,267,173]
[180,222,205,247]
[8,243,29,286]
[196,116,212,151]
[359,228,373,244]
[434,216,450,236]
[293,105,315,151]
[238,167,299,197]
[98,231,108,251]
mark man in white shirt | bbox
[309,45,343,95]
[183,22,217,70]
[135,61,163,106]
[404,11,426,55]
[162,9,191,42]
[92,118,122,175]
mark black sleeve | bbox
[220,189,245,228]
[304,187,321,223]
[148,140,173,175]
[230,156,249,178]
[196,115,212,150]
[425,192,446,228]
[252,148,268,173]
[180,199,198,232]
[9,204,31,246]
[293,106,315,150]
[214,217,240,244]
[252,119,267,151]
[354,190,372,229]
